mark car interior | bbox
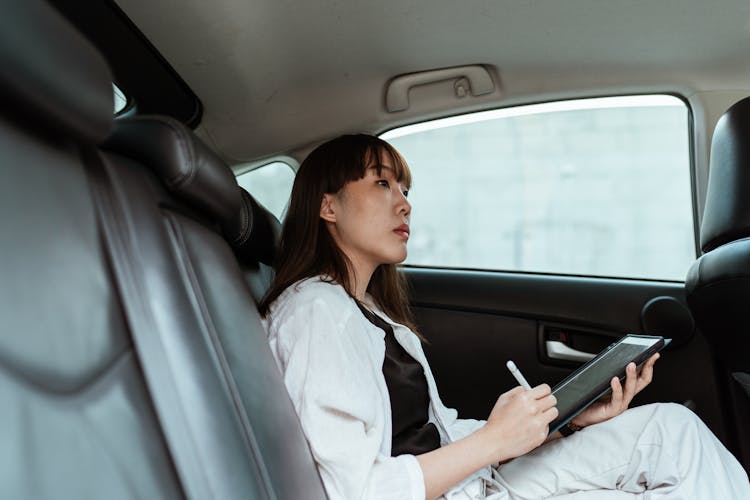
[2,0,750,498]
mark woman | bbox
[260,134,749,499]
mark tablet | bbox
[549,334,669,435]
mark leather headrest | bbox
[104,116,280,265]
[701,96,750,252]
[0,0,113,143]
[234,189,282,266]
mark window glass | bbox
[113,83,128,114]
[381,95,693,281]
[236,161,295,220]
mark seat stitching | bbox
[138,116,197,191]
[232,193,253,247]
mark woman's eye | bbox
[402,190,409,198]
[377,180,389,188]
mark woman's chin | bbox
[391,249,408,264]
[376,250,408,266]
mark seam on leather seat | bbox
[690,274,750,292]
[0,346,132,397]
[167,122,197,190]
[135,116,197,190]
[232,192,253,247]
[162,211,277,500]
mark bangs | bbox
[364,141,412,188]
[310,134,413,195]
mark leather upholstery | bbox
[686,96,750,372]
[105,116,281,265]
[686,238,750,370]
[235,189,282,266]
[686,96,750,469]
[96,151,326,499]
[0,0,113,142]
[105,116,242,231]
[0,105,182,500]
[0,120,128,392]
[699,97,750,252]
[1,1,324,498]
[0,2,179,497]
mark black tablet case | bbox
[548,334,668,435]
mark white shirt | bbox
[263,276,493,500]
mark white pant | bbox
[476,403,749,499]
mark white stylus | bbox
[506,360,532,390]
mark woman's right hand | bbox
[417,384,557,498]
[481,384,558,462]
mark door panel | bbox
[406,267,730,449]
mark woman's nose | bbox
[397,190,411,216]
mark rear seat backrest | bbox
[1,2,326,499]
[102,115,325,499]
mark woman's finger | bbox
[497,386,524,406]
[538,393,557,412]
[503,385,527,398]
[530,383,552,399]
[608,376,623,413]
[636,353,659,392]
[542,405,559,424]
[621,363,638,408]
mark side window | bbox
[382,95,694,281]
[236,161,295,220]
[113,83,128,114]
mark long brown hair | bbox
[259,134,421,337]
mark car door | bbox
[382,94,736,457]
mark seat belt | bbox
[83,147,213,500]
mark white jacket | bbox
[263,276,494,500]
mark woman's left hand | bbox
[570,353,660,428]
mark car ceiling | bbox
[115,0,750,163]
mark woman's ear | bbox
[320,193,337,223]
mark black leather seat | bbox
[103,115,282,305]
[0,1,326,498]
[101,115,325,499]
[686,96,750,470]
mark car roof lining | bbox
[107,0,750,162]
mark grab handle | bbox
[385,65,495,112]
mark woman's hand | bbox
[571,353,660,428]
[418,385,555,499]
[480,384,558,462]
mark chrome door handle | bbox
[545,340,596,363]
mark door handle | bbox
[545,340,596,363]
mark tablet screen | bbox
[551,336,662,430]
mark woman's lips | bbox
[394,224,410,239]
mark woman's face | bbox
[320,151,411,273]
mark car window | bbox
[381,95,694,281]
[236,161,295,220]
[113,83,128,114]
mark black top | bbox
[356,302,441,457]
